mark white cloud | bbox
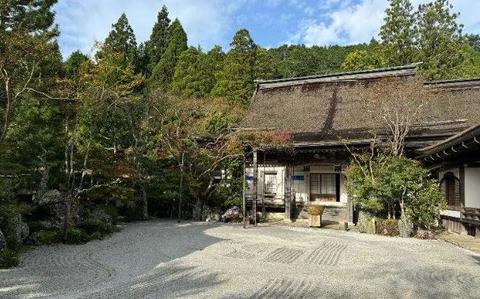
[55,0,239,58]
[55,0,480,58]
[290,0,480,47]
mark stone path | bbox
[0,221,479,298]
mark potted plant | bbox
[306,203,325,227]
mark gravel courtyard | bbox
[1,221,480,299]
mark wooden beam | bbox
[252,150,258,226]
[242,154,247,229]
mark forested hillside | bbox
[1,0,479,267]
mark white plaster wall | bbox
[465,167,480,209]
[246,164,349,203]
[292,172,308,202]
[246,166,285,200]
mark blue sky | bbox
[55,0,480,58]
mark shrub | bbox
[357,211,375,234]
[103,206,119,224]
[79,218,109,235]
[0,249,19,269]
[88,231,104,241]
[65,228,86,245]
[376,219,400,236]
[346,155,446,231]
[37,230,59,245]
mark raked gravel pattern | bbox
[1,221,480,298]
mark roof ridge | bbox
[254,63,421,85]
[424,77,480,85]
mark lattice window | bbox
[264,172,277,195]
[440,172,461,208]
[310,174,336,201]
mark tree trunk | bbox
[140,184,148,220]
[38,162,50,199]
[192,193,203,221]
[399,198,412,238]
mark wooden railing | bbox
[462,207,480,224]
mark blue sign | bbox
[292,175,305,181]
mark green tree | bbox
[64,51,89,79]
[416,0,465,80]
[452,44,480,78]
[170,47,201,96]
[341,48,387,71]
[346,155,446,232]
[0,0,61,143]
[199,46,225,96]
[380,0,417,66]
[465,34,480,52]
[149,19,188,90]
[211,29,256,105]
[145,5,171,74]
[0,0,63,193]
[98,13,138,66]
[171,46,225,98]
[254,47,278,80]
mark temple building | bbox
[239,64,480,235]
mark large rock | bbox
[0,229,6,250]
[36,189,62,206]
[202,206,221,222]
[11,215,30,244]
[221,206,242,223]
[398,217,413,238]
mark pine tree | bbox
[171,47,201,96]
[380,0,417,66]
[149,19,188,90]
[416,0,465,80]
[98,13,138,65]
[171,45,225,98]
[64,51,89,79]
[197,46,225,96]
[0,0,61,143]
[254,48,278,80]
[211,29,256,105]
[145,5,171,74]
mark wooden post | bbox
[252,150,258,226]
[262,151,266,218]
[177,152,184,223]
[284,163,292,221]
[242,154,247,229]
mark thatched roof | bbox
[241,64,480,145]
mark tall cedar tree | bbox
[149,19,187,90]
[416,0,465,80]
[170,47,201,96]
[171,45,225,98]
[98,14,138,66]
[211,29,256,105]
[64,51,89,79]
[380,0,417,66]
[145,5,171,74]
[253,47,278,80]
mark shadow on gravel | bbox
[471,255,480,266]
[0,221,225,299]
[85,263,225,298]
